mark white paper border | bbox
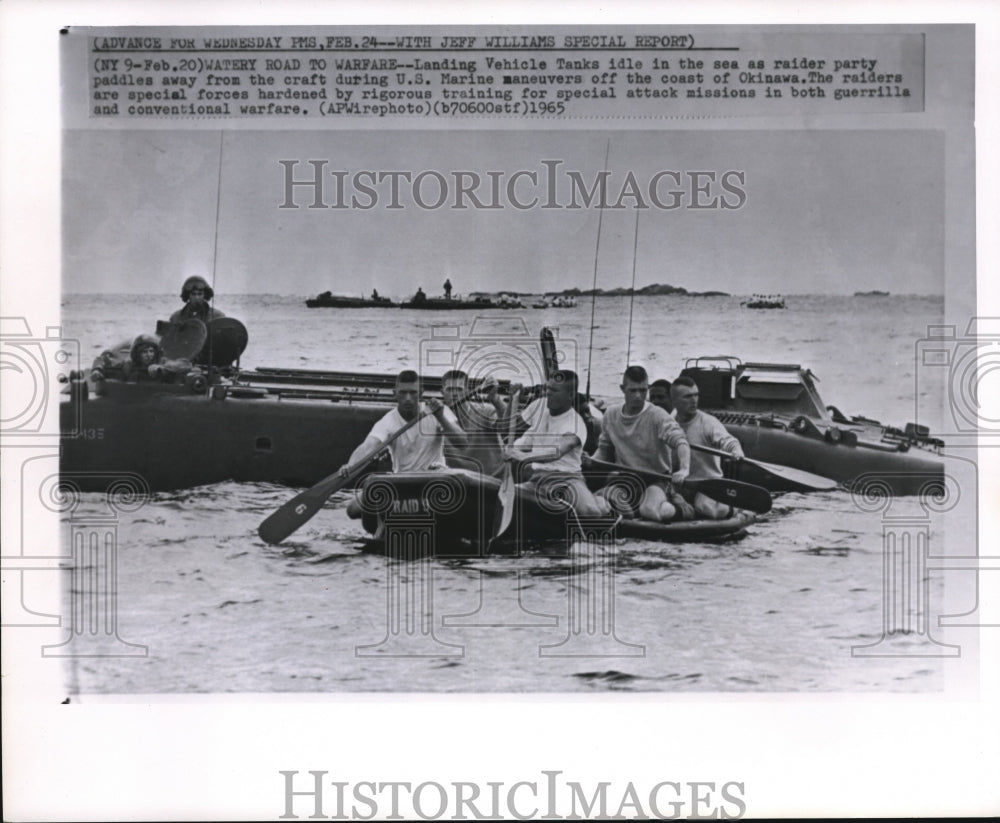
[2,1,998,819]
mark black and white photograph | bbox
[2,3,998,820]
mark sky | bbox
[63,127,944,297]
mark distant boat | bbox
[741,294,786,309]
[398,292,522,310]
[532,294,577,309]
[494,293,525,309]
[305,291,395,308]
[854,290,890,296]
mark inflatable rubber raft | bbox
[356,469,756,555]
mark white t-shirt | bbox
[368,406,458,472]
[514,397,587,473]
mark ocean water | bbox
[57,292,964,693]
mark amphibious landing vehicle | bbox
[60,326,944,496]
[678,357,944,496]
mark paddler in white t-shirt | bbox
[590,365,696,522]
[504,369,609,519]
[670,375,745,519]
[345,369,467,518]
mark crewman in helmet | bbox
[93,334,170,380]
[170,276,226,324]
[129,335,162,373]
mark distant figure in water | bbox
[414,287,427,303]
[170,276,225,324]
[443,278,453,299]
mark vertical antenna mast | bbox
[625,208,640,367]
[207,132,224,376]
[585,139,611,400]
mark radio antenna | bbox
[585,139,611,400]
[625,208,640,367]
[207,131,224,380]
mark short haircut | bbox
[550,369,579,395]
[650,379,672,390]
[622,365,648,384]
[441,369,468,383]
[670,375,697,396]
[396,369,420,387]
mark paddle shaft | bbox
[257,407,434,545]
[687,441,838,491]
[585,457,772,515]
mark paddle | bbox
[584,457,773,515]
[493,387,522,539]
[688,442,839,492]
[540,327,559,380]
[257,407,434,545]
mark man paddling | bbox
[590,366,695,522]
[504,369,608,519]
[441,369,506,477]
[670,376,745,519]
[345,370,467,519]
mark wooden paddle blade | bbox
[493,386,522,540]
[540,327,559,381]
[257,471,349,545]
[749,459,838,492]
[494,468,517,538]
[688,442,838,493]
[684,477,773,514]
[257,407,434,545]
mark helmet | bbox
[180,276,214,302]
[130,334,162,366]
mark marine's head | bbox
[670,376,699,421]
[180,276,214,304]
[441,369,468,409]
[620,365,649,414]
[130,334,162,367]
[395,369,421,420]
[546,369,578,415]
[649,379,673,413]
